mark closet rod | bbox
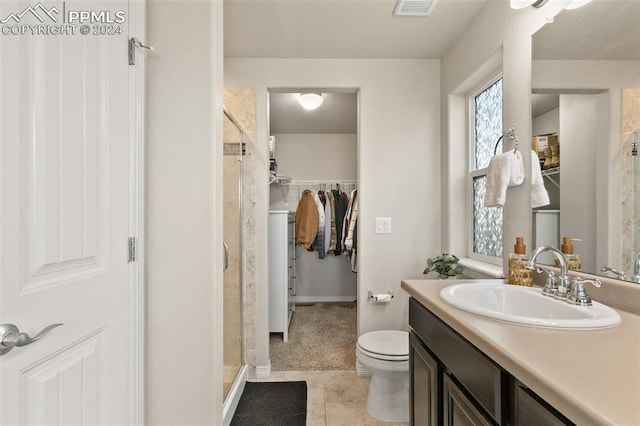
[283,179,357,186]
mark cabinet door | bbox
[510,380,573,426]
[443,375,492,426]
[410,298,503,423]
[410,332,439,426]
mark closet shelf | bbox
[282,179,357,187]
[270,173,291,185]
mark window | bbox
[469,78,503,262]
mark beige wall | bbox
[225,58,442,371]
[271,133,357,181]
[440,1,570,272]
[146,0,223,424]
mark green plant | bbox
[423,253,464,278]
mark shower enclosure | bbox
[623,89,640,280]
[223,108,247,407]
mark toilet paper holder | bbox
[368,291,394,302]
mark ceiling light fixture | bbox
[510,0,548,9]
[298,93,323,110]
[564,0,593,10]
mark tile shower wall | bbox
[222,112,243,394]
[622,89,640,276]
[224,87,258,370]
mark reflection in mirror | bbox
[531,0,640,283]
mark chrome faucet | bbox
[567,277,601,306]
[634,254,640,284]
[526,246,571,298]
[601,266,627,281]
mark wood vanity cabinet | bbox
[409,297,574,426]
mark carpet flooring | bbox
[231,381,307,425]
[270,302,357,371]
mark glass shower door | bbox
[223,110,245,400]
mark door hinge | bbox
[128,237,137,262]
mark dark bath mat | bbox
[231,381,307,426]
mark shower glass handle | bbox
[223,243,229,271]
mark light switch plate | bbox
[375,217,392,234]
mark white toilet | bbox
[356,330,409,423]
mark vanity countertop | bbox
[402,279,640,426]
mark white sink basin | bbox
[440,283,621,329]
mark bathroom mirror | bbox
[531,0,640,282]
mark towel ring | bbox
[493,128,519,155]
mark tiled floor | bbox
[248,369,406,425]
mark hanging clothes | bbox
[332,188,347,255]
[344,189,358,252]
[323,192,331,256]
[344,189,358,272]
[295,190,319,250]
[328,191,337,252]
[312,190,326,258]
[340,190,351,252]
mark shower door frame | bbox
[222,107,248,424]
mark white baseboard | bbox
[295,296,356,304]
[255,359,271,379]
[223,365,247,426]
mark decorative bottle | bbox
[557,236,581,271]
[508,237,533,286]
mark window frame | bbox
[466,73,504,266]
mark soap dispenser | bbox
[508,237,533,286]
[557,237,581,271]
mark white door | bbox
[0,1,133,424]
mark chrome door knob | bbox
[0,323,63,355]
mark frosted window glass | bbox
[471,78,503,258]
[474,79,503,170]
[473,176,503,257]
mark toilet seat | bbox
[357,330,408,361]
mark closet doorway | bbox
[267,89,359,371]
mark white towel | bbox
[484,150,525,208]
[531,150,550,208]
[510,150,525,186]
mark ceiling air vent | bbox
[393,0,439,16]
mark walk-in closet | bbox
[267,90,358,371]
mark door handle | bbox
[223,243,229,271]
[0,323,63,355]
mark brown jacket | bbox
[295,190,319,249]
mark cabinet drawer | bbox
[410,298,504,424]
